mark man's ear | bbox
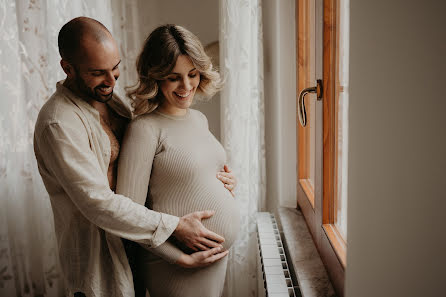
[60,59,75,78]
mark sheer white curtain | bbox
[0,1,141,296]
[219,0,266,296]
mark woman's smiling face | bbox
[158,55,200,116]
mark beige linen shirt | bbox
[33,82,179,297]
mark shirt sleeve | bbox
[140,240,184,264]
[38,120,179,247]
[116,117,185,263]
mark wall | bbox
[263,0,298,211]
[136,0,221,139]
[346,1,446,296]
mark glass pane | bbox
[334,0,349,240]
[307,0,316,190]
[308,92,316,189]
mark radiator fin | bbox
[257,212,299,297]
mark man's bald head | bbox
[58,17,113,64]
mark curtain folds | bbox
[0,1,141,296]
[219,0,266,296]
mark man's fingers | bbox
[204,229,225,243]
[196,210,215,220]
[195,243,209,251]
[224,164,232,173]
[199,238,222,249]
[187,244,199,252]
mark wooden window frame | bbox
[323,0,347,269]
[296,0,347,295]
[297,0,316,208]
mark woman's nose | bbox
[180,77,192,90]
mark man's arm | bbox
[37,120,177,247]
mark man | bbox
[34,17,235,297]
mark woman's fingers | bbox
[217,173,236,197]
[184,247,229,268]
[217,172,234,181]
[202,247,228,261]
[217,173,236,188]
[203,246,222,257]
[205,250,229,264]
[224,183,234,191]
[219,169,237,183]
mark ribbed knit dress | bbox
[116,109,240,297]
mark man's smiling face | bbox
[71,37,121,103]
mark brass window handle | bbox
[298,79,323,127]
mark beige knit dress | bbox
[116,109,240,297]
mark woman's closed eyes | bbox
[166,71,198,82]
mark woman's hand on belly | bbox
[217,165,237,197]
[176,246,229,268]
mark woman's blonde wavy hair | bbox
[127,24,222,115]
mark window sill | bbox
[277,207,337,297]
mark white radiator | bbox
[256,212,299,297]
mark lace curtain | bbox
[0,1,141,296]
[219,0,266,296]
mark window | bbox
[296,0,349,295]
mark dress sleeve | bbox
[37,120,179,247]
[116,117,185,264]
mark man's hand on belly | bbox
[173,210,225,251]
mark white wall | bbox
[263,0,298,211]
[346,1,446,296]
[136,0,221,139]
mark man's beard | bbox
[74,73,114,104]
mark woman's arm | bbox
[116,117,186,264]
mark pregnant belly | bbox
[150,179,241,250]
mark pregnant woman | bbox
[116,25,240,297]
